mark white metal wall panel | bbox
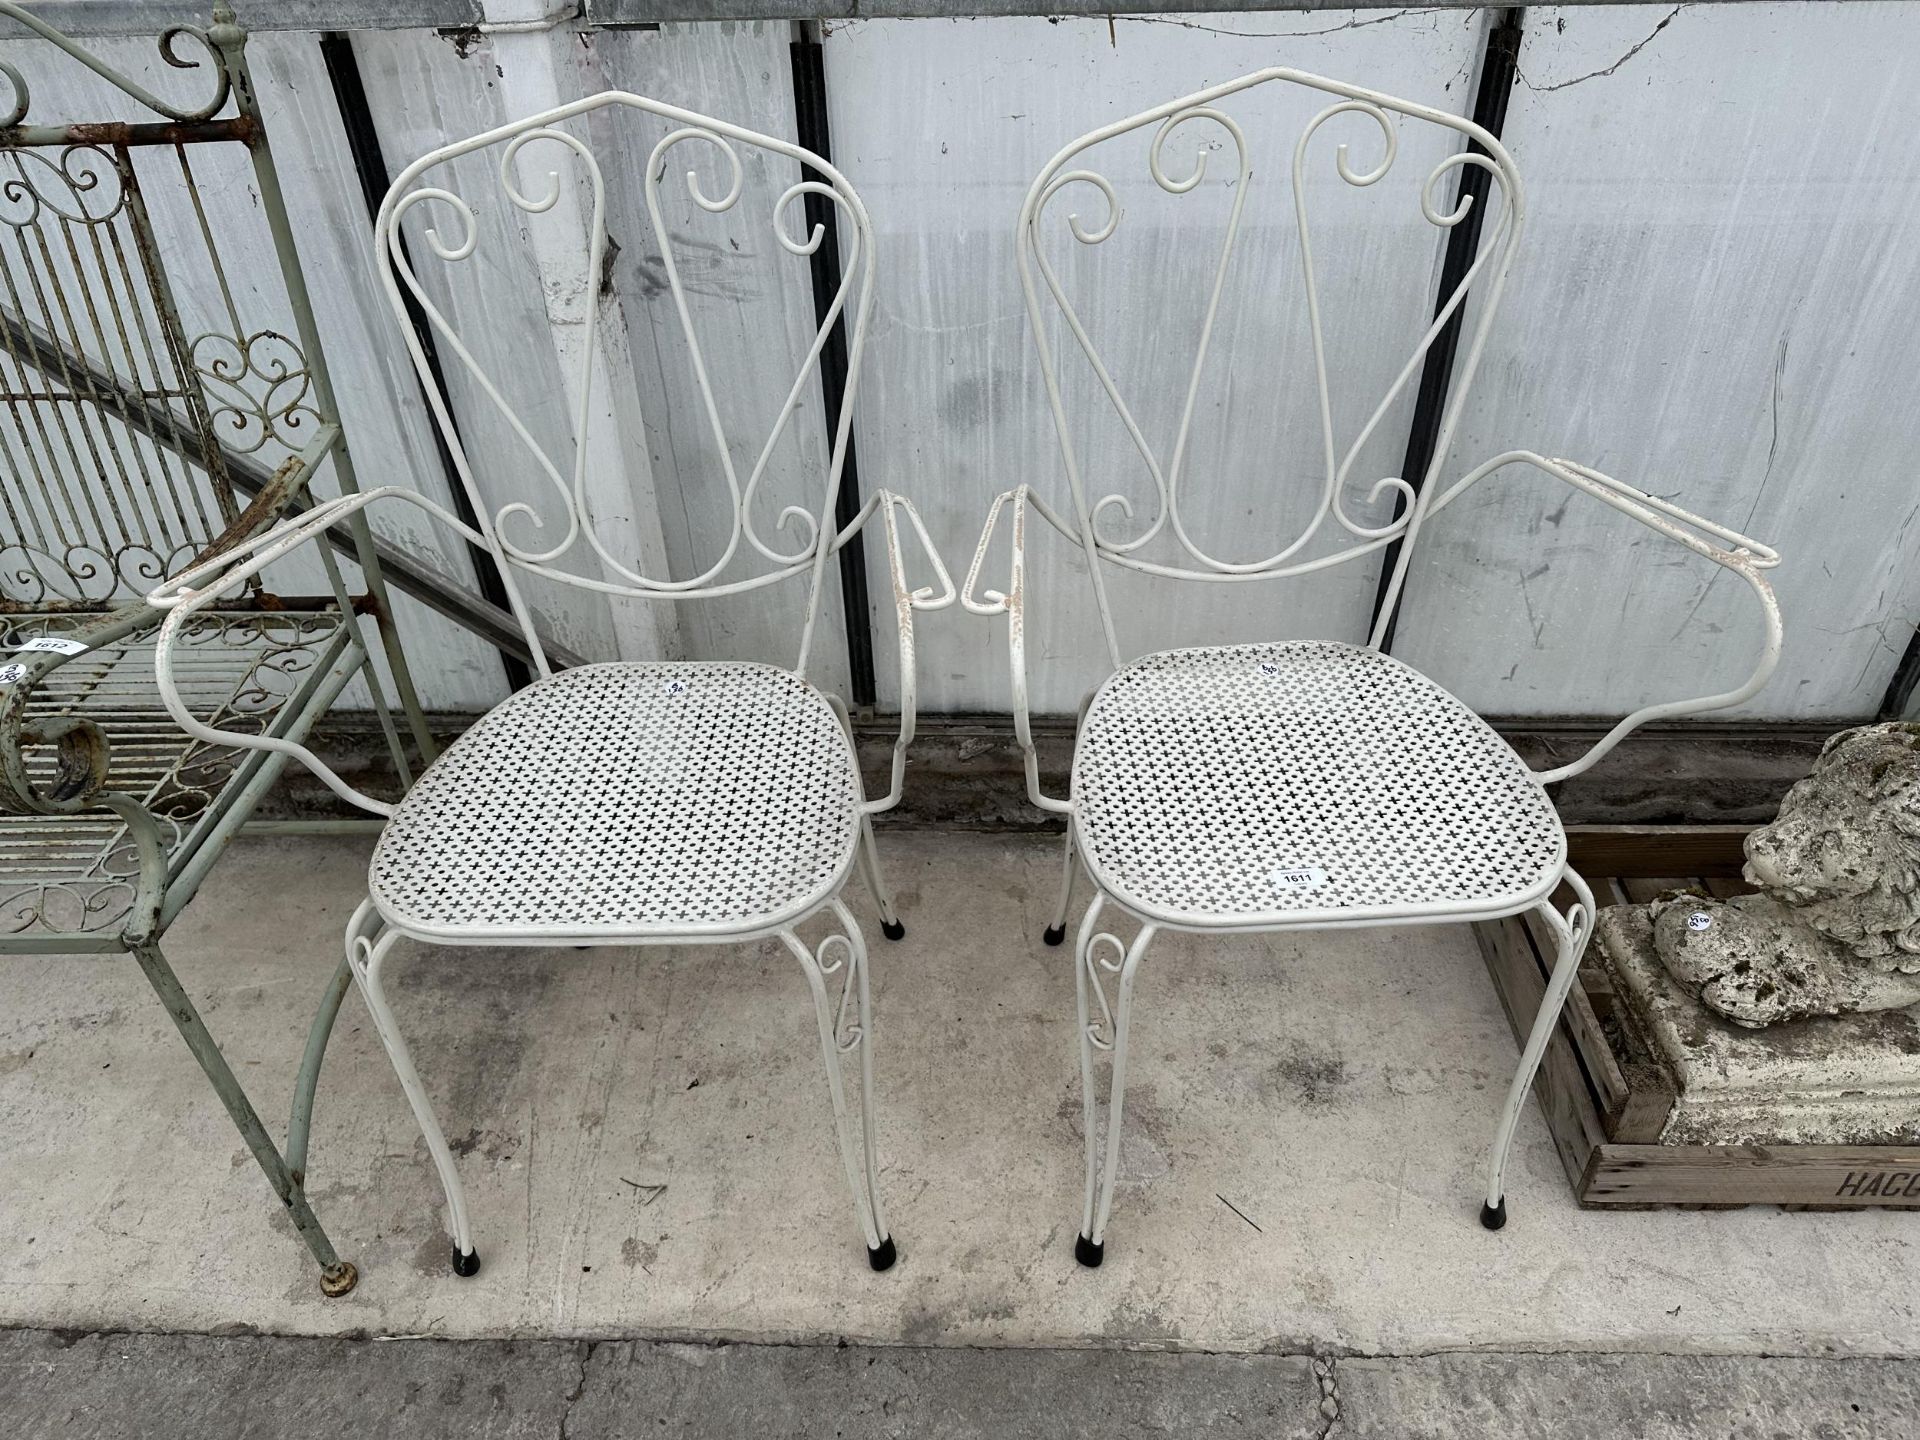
[823,11,1487,713]
[587,22,852,695]
[11,11,1919,726]
[351,27,664,678]
[1389,3,1920,722]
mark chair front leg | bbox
[1043,824,1077,946]
[825,693,906,943]
[781,898,895,1271]
[127,940,357,1297]
[1481,867,1596,1230]
[344,899,478,1277]
[855,813,906,941]
[1072,891,1156,1267]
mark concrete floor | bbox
[7,1329,1918,1439]
[3,832,1919,1356]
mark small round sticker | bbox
[1686,911,1713,932]
[1259,661,1280,676]
[662,679,689,697]
[0,662,27,686]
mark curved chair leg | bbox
[128,940,358,1297]
[1482,868,1596,1230]
[344,901,478,1277]
[1072,892,1156,1267]
[1043,825,1076,947]
[781,898,895,1271]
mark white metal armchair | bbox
[147,95,953,1275]
[964,71,1782,1266]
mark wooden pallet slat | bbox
[1566,825,1750,878]
[1519,904,1633,1125]
[1584,1145,1920,1207]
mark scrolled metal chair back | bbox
[0,1,321,608]
[375,94,876,680]
[1017,68,1525,665]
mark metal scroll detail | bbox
[377,100,877,621]
[0,142,213,602]
[0,1,236,130]
[0,126,320,605]
[1020,79,1520,591]
[1080,928,1128,1052]
[813,931,868,1054]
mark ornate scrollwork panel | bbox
[0,2,236,130]
[1020,72,1521,590]
[0,132,298,601]
[377,96,877,616]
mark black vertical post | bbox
[1370,6,1525,652]
[789,22,878,709]
[319,30,532,692]
[1879,633,1920,719]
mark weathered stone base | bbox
[1597,906,1920,1147]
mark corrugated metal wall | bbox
[8,4,1918,722]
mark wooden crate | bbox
[1476,825,1920,1209]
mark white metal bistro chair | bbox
[963,70,1783,1266]
[146,95,953,1275]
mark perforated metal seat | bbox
[1072,643,1565,928]
[369,662,861,942]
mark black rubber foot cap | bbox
[452,1246,481,1277]
[1479,1200,1507,1232]
[868,1237,897,1272]
[881,919,906,942]
[1043,924,1067,947]
[1074,1233,1104,1268]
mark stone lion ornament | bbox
[1653,722,1920,1028]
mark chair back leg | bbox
[854,814,905,939]
[1044,827,1078,947]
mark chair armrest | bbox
[1428,450,1783,785]
[148,485,488,819]
[962,485,1073,815]
[845,490,956,816]
[2,422,350,811]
